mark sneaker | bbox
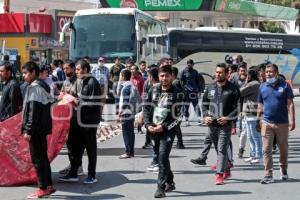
[147,163,159,172]
[210,164,217,171]
[228,161,234,169]
[152,165,159,173]
[215,174,224,185]
[250,158,263,165]
[59,174,79,182]
[185,120,190,126]
[59,165,85,176]
[260,175,274,184]
[176,142,185,149]
[119,153,131,159]
[27,186,56,199]
[83,176,98,184]
[280,169,289,181]
[59,164,71,175]
[190,157,207,165]
[46,186,56,195]
[223,171,231,180]
[272,146,279,154]
[238,148,244,158]
[244,157,254,163]
[165,182,176,192]
[198,120,206,126]
[142,143,152,149]
[154,188,166,198]
[77,166,85,176]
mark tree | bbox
[262,0,300,7]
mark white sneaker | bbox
[147,164,154,171]
[77,166,85,176]
[244,157,254,163]
[147,163,158,172]
[280,169,289,181]
[152,165,159,173]
[250,158,263,165]
[186,120,190,126]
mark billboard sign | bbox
[99,0,210,11]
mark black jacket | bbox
[0,78,22,121]
[202,81,240,125]
[22,79,53,135]
[180,67,203,93]
[78,75,101,125]
[143,84,183,132]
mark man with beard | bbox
[202,63,240,185]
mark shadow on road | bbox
[49,193,124,199]
[167,190,252,197]
[50,170,156,198]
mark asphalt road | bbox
[1,100,300,200]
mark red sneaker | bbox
[27,186,56,199]
[223,171,231,180]
[46,185,56,195]
[228,161,234,169]
[210,164,217,171]
[215,174,224,185]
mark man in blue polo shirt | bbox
[257,63,295,184]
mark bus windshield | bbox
[70,14,136,63]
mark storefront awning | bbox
[215,0,299,21]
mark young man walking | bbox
[202,63,240,185]
[144,65,183,198]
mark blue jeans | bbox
[121,115,135,156]
[245,118,262,159]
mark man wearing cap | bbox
[91,56,110,121]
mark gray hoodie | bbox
[240,80,260,117]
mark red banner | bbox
[0,13,25,33]
[28,14,52,33]
[0,104,72,186]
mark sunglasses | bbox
[98,60,104,62]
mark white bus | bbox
[60,8,169,66]
[168,27,300,87]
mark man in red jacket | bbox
[130,65,144,96]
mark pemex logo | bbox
[120,0,138,8]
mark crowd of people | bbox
[0,54,295,198]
